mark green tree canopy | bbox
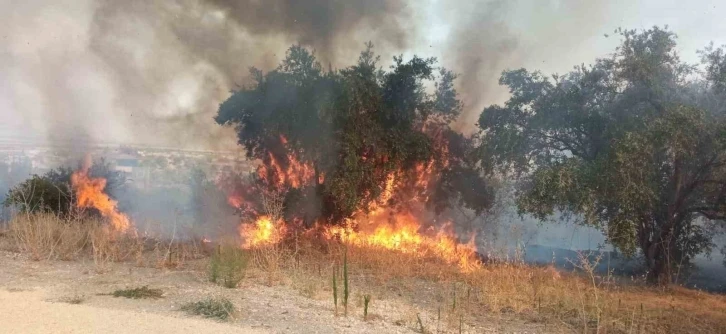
[216,44,492,225]
[477,27,726,285]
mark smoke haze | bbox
[1,0,724,146]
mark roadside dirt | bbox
[0,250,563,333]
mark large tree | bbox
[478,27,726,285]
[216,44,492,226]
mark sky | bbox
[0,0,724,150]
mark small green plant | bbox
[343,248,349,316]
[181,298,235,321]
[332,265,339,315]
[363,294,371,320]
[110,286,163,299]
[209,244,249,288]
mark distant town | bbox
[0,137,255,190]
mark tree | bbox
[477,27,726,285]
[216,43,492,225]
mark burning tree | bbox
[477,27,726,285]
[215,44,492,248]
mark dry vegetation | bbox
[3,213,726,333]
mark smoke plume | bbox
[2,0,713,149]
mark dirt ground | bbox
[0,249,564,334]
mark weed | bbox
[60,294,85,304]
[363,294,371,320]
[181,298,236,321]
[332,265,338,315]
[109,286,163,299]
[209,244,249,288]
[343,248,349,316]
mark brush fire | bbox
[221,129,484,272]
[71,155,133,233]
[63,46,493,274]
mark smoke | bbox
[0,0,633,150]
[437,0,620,133]
[0,0,421,151]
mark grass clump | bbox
[60,295,86,304]
[363,294,371,320]
[181,298,236,321]
[110,286,163,299]
[209,244,249,288]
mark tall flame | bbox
[239,215,287,248]
[324,212,480,272]
[71,155,132,233]
[225,126,480,272]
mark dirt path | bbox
[0,289,265,334]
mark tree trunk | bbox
[642,223,675,286]
[645,250,672,286]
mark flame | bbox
[257,136,315,190]
[239,215,287,248]
[70,155,132,233]
[224,124,480,271]
[227,194,244,209]
[324,211,480,272]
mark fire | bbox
[257,136,315,190]
[324,211,480,272]
[227,194,244,209]
[223,124,481,272]
[70,155,132,233]
[239,215,287,248]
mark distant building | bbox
[114,154,139,174]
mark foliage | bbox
[181,298,236,321]
[477,26,726,285]
[111,286,164,299]
[216,43,492,225]
[209,244,249,288]
[3,159,125,217]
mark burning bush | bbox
[215,44,493,265]
[3,158,125,219]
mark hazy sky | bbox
[1,0,724,150]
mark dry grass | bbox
[5,214,726,333]
[8,213,95,261]
[249,235,726,334]
[8,213,208,271]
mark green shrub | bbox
[209,245,249,288]
[111,286,163,299]
[181,298,235,321]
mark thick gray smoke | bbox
[0,0,421,150]
[0,0,633,149]
[5,0,722,148]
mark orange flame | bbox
[324,211,480,271]
[70,155,132,233]
[227,194,244,209]
[239,215,287,248]
[226,125,480,271]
